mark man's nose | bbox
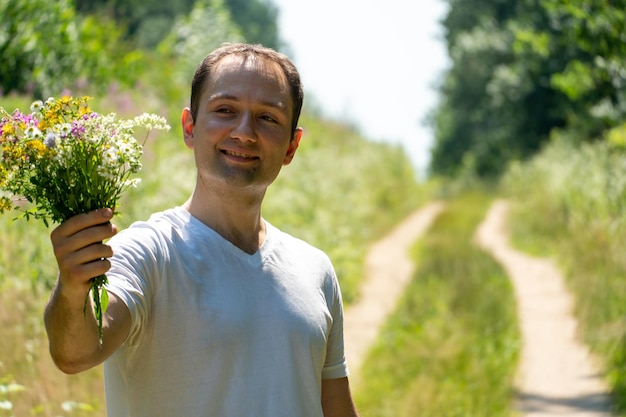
[231,112,257,142]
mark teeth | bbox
[226,150,255,159]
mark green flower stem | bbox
[84,274,109,344]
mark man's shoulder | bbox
[110,207,183,247]
[267,222,332,264]
[267,222,312,248]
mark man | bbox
[44,43,360,416]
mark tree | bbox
[543,0,626,139]
[223,0,280,49]
[156,0,244,93]
[0,0,144,97]
[0,0,81,96]
[73,0,196,47]
[72,0,280,49]
[429,0,626,179]
[430,0,520,177]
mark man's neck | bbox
[182,186,266,255]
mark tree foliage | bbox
[0,0,143,97]
[156,0,244,91]
[0,0,280,98]
[72,0,279,49]
[0,0,81,96]
[224,0,280,49]
[430,0,626,178]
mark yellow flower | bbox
[0,196,13,213]
[26,140,47,157]
[40,109,62,130]
[3,144,24,162]
[2,123,14,136]
[79,105,92,117]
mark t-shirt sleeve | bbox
[105,223,164,346]
[321,267,350,380]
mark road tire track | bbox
[344,201,444,386]
[476,200,613,417]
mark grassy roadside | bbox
[354,192,520,417]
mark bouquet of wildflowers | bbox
[0,96,170,341]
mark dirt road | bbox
[343,201,444,386]
[476,200,613,416]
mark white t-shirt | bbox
[103,207,349,417]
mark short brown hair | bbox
[190,43,304,135]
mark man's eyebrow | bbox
[208,93,238,102]
[208,93,288,111]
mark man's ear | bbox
[283,127,303,166]
[182,108,195,149]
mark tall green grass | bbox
[355,192,520,417]
[502,136,626,414]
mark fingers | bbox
[50,208,119,291]
[51,208,115,244]
[62,243,113,281]
[55,260,112,297]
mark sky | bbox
[271,0,450,177]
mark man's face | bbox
[182,55,302,192]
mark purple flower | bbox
[11,110,36,125]
[44,132,58,148]
[71,121,86,138]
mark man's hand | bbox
[51,208,117,297]
[45,208,130,374]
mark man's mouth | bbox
[223,150,258,160]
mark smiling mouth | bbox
[222,150,258,160]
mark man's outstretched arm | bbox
[44,208,130,374]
